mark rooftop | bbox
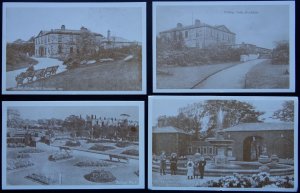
[223,122,294,132]
[160,19,235,35]
[153,126,190,134]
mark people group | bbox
[159,151,206,179]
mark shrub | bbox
[7,160,34,170]
[115,141,131,148]
[89,144,115,151]
[84,170,116,183]
[48,152,72,161]
[26,173,57,185]
[65,140,81,147]
[121,149,139,156]
[19,149,44,153]
[74,160,112,167]
[17,153,31,159]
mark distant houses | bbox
[34,25,138,58]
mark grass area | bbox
[157,61,240,89]
[15,60,142,91]
[245,60,289,89]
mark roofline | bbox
[35,31,103,39]
[160,24,236,35]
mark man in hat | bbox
[160,151,166,175]
[198,156,206,179]
[170,153,177,175]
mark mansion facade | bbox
[34,25,104,58]
[159,19,236,48]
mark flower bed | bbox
[84,170,116,183]
[17,153,31,159]
[19,149,44,153]
[121,149,139,156]
[206,172,294,188]
[74,160,112,167]
[89,144,115,151]
[25,173,57,185]
[115,141,131,148]
[7,160,34,170]
[48,152,72,161]
[7,143,25,148]
[65,140,81,147]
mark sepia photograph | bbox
[148,96,298,191]
[2,2,146,94]
[2,101,145,189]
[153,1,295,92]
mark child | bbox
[186,159,194,180]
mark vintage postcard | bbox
[153,1,295,93]
[148,96,298,191]
[2,2,146,94]
[2,101,144,189]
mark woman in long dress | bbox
[186,159,194,180]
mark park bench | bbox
[108,154,129,163]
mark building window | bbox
[203,147,207,155]
[197,148,201,153]
[58,44,62,54]
[209,147,213,155]
[188,147,192,154]
[70,47,73,54]
[185,31,188,38]
[58,35,62,43]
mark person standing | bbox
[186,159,194,180]
[160,151,166,175]
[170,153,177,175]
[198,156,206,179]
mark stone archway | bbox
[243,136,264,161]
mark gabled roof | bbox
[223,122,293,132]
[153,126,190,134]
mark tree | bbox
[7,108,23,128]
[161,100,264,139]
[76,29,99,58]
[272,40,289,64]
[63,115,85,136]
[272,101,294,122]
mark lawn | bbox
[245,60,289,89]
[12,60,142,91]
[156,62,240,89]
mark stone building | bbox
[159,19,236,48]
[152,126,191,156]
[222,122,294,161]
[152,121,294,161]
[34,25,104,57]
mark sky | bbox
[156,5,290,49]
[10,106,139,122]
[5,6,142,42]
[151,98,290,125]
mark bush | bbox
[65,140,81,147]
[17,153,31,159]
[19,148,44,153]
[89,144,115,151]
[84,170,116,183]
[48,152,72,161]
[121,149,139,156]
[115,141,131,148]
[7,160,34,170]
[26,173,56,185]
[206,172,294,188]
[74,160,112,167]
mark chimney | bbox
[61,25,65,30]
[195,19,201,26]
[177,23,183,28]
[157,116,167,128]
[107,30,111,41]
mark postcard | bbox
[148,96,298,191]
[2,101,144,189]
[153,1,295,93]
[2,2,146,94]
